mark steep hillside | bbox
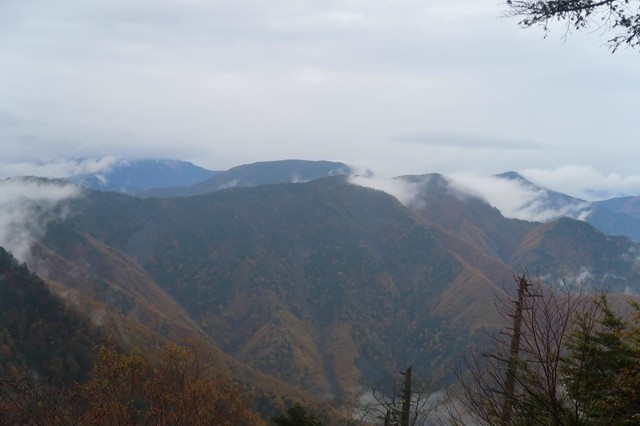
[29,213,315,406]
[28,174,640,402]
[30,228,205,346]
[397,174,640,294]
[38,177,507,398]
[401,174,536,261]
[510,218,640,292]
[0,247,102,383]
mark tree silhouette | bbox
[506,0,640,51]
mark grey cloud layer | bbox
[1,0,639,180]
[395,133,546,150]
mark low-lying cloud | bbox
[349,174,425,206]
[448,173,591,222]
[0,178,81,261]
[350,170,591,223]
[521,165,640,201]
[0,157,119,180]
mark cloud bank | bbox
[521,165,640,201]
[349,174,425,206]
[0,178,81,261]
[350,171,591,223]
[0,157,119,180]
[448,173,591,222]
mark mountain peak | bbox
[496,171,527,181]
[494,171,542,190]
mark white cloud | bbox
[348,174,424,206]
[349,168,596,223]
[447,173,590,222]
[521,165,640,200]
[0,157,119,179]
[0,178,81,261]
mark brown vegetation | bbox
[1,340,258,425]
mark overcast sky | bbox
[1,0,639,198]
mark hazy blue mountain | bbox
[595,196,640,219]
[581,204,640,242]
[70,159,217,193]
[495,171,591,218]
[495,172,640,242]
[140,159,353,198]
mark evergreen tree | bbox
[269,402,324,426]
[561,294,638,424]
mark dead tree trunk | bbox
[501,274,529,425]
[400,367,412,426]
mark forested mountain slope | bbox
[20,174,640,401]
[0,247,101,383]
[405,174,640,293]
[36,177,508,397]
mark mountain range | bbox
[70,159,218,193]
[67,159,640,244]
[494,171,640,242]
[4,159,640,415]
[70,158,353,198]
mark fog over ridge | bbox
[350,171,592,223]
[0,157,119,180]
[3,156,640,228]
[0,178,81,261]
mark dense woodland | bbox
[0,246,262,424]
[3,245,640,424]
[4,173,640,424]
[0,247,100,384]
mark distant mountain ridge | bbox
[13,160,640,415]
[67,158,353,198]
[400,173,640,289]
[492,171,640,242]
[140,159,353,198]
[70,159,217,193]
[16,158,640,244]
[15,173,640,400]
[54,157,640,244]
[494,171,591,220]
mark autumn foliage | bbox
[1,340,257,425]
[81,340,257,425]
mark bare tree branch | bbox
[505,0,640,51]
